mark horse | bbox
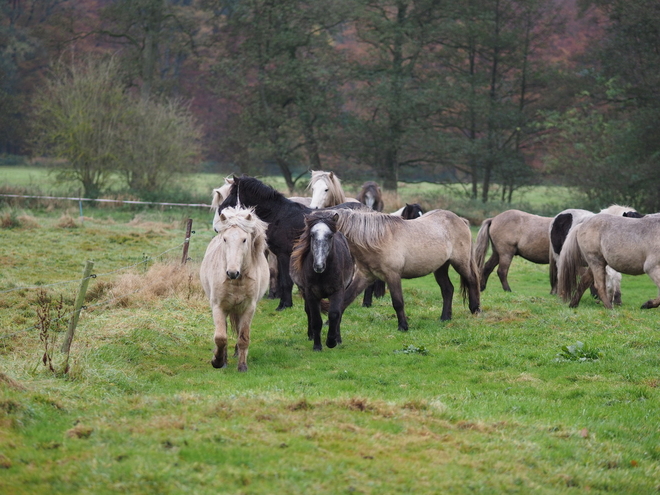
[356,181,384,211]
[288,170,359,209]
[290,213,355,351]
[557,214,660,310]
[199,206,270,372]
[548,204,642,298]
[215,175,365,311]
[474,209,552,292]
[362,203,425,307]
[327,208,480,330]
[390,203,424,218]
[211,177,278,298]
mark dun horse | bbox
[474,210,552,292]
[557,214,660,310]
[362,203,425,307]
[331,208,480,330]
[290,213,355,351]
[549,205,641,298]
[200,207,269,372]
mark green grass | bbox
[1,203,659,494]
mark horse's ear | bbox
[245,212,252,221]
[333,213,339,222]
[220,213,227,222]
[329,171,334,180]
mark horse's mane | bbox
[333,209,403,252]
[229,176,289,205]
[215,207,268,255]
[308,171,346,205]
[291,214,338,276]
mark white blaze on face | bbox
[309,179,329,209]
[310,222,332,273]
[365,191,375,209]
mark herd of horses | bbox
[200,172,660,371]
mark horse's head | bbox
[305,212,339,273]
[358,181,383,211]
[214,206,268,279]
[309,171,345,209]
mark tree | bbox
[31,57,126,198]
[208,0,350,192]
[442,0,563,202]
[347,0,450,191]
[31,56,202,198]
[119,97,202,194]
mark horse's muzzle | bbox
[313,263,326,274]
[227,270,241,279]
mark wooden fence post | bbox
[60,261,94,362]
[181,219,193,264]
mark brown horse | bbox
[474,209,552,292]
[200,207,270,372]
[557,214,660,309]
[356,181,384,212]
[330,208,480,330]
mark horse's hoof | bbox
[276,303,292,311]
[211,359,227,369]
[398,325,408,332]
[313,346,322,352]
[641,301,652,309]
[237,364,248,372]
[362,302,372,308]
[326,339,337,349]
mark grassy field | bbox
[1,168,659,493]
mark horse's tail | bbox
[474,218,493,272]
[548,247,558,294]
[557,226,584,302]
[460,237,482,314]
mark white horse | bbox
[289,171,359,209]
[200,206,270,372]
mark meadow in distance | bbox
[1,166,659,494]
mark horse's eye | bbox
[325,188,329,192]
[243,239,246,243]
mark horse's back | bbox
[491,209,551,262]
[580,214,660,275]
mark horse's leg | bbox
[495,251,515,292]
[481,252,499,291]
[307,297,324,351]
[362,282,375,308]
[386,276,408,331]
[641,263,660,309]
[235,307,255,372]
[568,268,593,308]
[433,261,455,321]
[326,294,344,348]
[275,254,294,311]
[590,263,612,309]
[211,305,228,369]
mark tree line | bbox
[1,0,659,210]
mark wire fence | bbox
[0,193,212,209]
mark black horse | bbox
[362,203,425,308]
[401,203,424,219]
[216,175,362,311]
[290,212,355,351]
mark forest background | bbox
[1,0,659,212]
